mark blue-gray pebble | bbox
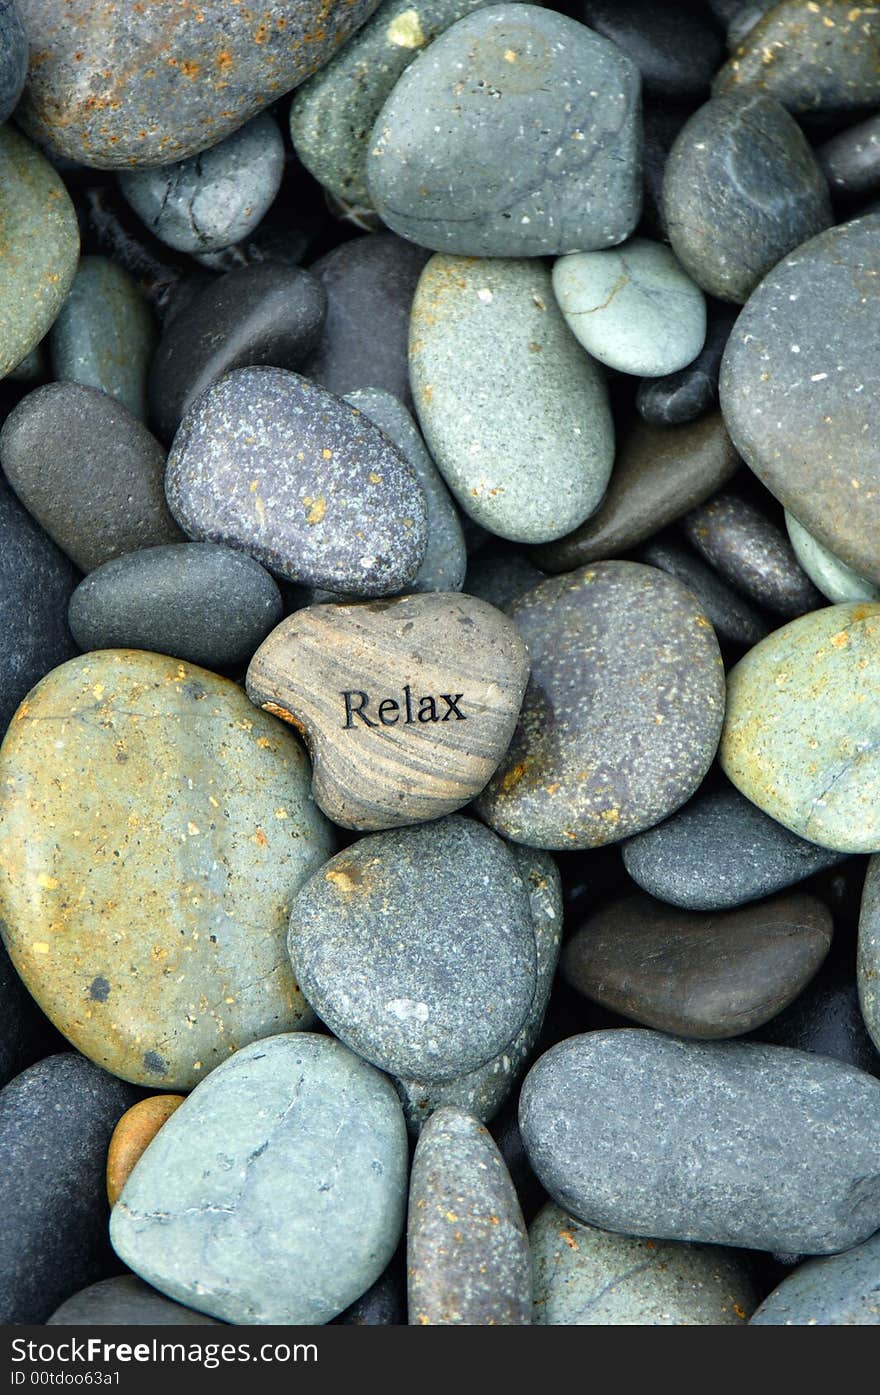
[0,2,27,124]
[751,1231,880,1325]
[49,1276,220,1327]
[49,256,157,421]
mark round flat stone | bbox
[49,1275,220,1326]
[410,256,614,544]
[785,512,880,605]
[662,95,832,303]
[0,650,334,1088]
[110,1034,408,1324]
[637,302,739,427]
[366,3,641,257]
[858,856,880,1054]
[682,491,822,618]
[407,1107,531,1325]
[751,1231,880,1325]
[49,256,157,421]
[519,1029,880,1254]
[288,816,536,1081]
[476,561,725,851]
[638,533,770,650]
[720,602,880,853]
[106,1096,185,1207]
[574,0,723,102]
[0,2,28,124]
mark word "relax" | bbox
[341,687,467,728]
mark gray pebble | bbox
[818,113,880,201]
[49,1276,220,1326]
[637,302,739,427]
[858,856,880,1056]
[638,534,770,650]
[574,0,723,103]
[49,256,157,421]
[682,491,823,618]
[756,955,880,1078]
[751,1231,880,1324]
[0,1,28,124]
[785,511,880,605]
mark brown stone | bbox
[107,1095,185,1207]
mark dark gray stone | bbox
[756,955,880,1078]
[637,302,739,426]
[0,1,28,124]
[640,104,686,241]
[818,113,880,201]
[68,543,283,669]
[334,1261,405,1326]
[464,550,546,612]
[49,256,157,421]
[638,534,770,650]
[575,0,722,101]
[858,855,880,1055]
[751,1231,880,1324]
[49,1276,220,1326]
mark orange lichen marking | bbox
[254,827,268,847]
[501,761,526,792]
[559,1229,579,1249]
[180,60,200,78]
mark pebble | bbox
[49,1275,220,1326]
[0,1053,137,1323]
[574,0,723,102]
[623,778,847,911]
[111,1034,408,1324]
[1,383,182,572]
[48,256,157,421]
[859,857,880,1055]
[663,94,831,305]
[552,238,706,378]
[531,414,738,573]
[106,1096,185,1207]
[288,816,537,1081]
[0,126,79,379]
[531,1201,758,1326]
[464,551,546,612]
[721,602,880,853]
[751,1231,880,1325]
[407,1106,531,1325]
[148,264,326,444]
[785,512,880,605]
[818,113,880,201]
[165,365,427,596]
[519,1029,880,1254]
[0,1,28,124]
[726,1,775,48]
[476,562,725,850]
[410,256,614,543]
[118,114,286,255]
[639,534,770,650]
[366,4,642,257]
[68,543,283,670]
[682,491,823,618]
[561,888,833,1038]
[0,650,334,1089]
[14,0,384,168]
[757,954,880,1078]
[335,1262,406,1326]
[636,302,739,427]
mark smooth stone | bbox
[637,302,740,426]
[662,94,832,304]
[0,650,334,1088]
[519,1029,880,1254]
[344,389,467,593]
[726,1,776,47]
[476,561,725,851]
[785,511,880,605]
[334,1262,406,1326]
[290,0,492,208]
[395,845,562,1130]
[246,593,529,829]
[623,779,847,911]
[165,366,427,596]
[574,0,723,101]
[552,239,706,377]
[49,1275,220,1326]
[408,1107,531,1325]
[721,602,880,853]
[751,1231,880,1325]
[111,1034,408,1325]
[713,0,880,115]
[367,4,642,257]
[682,491,822,618]
[107,1096,185,1207]
[0,125,79,379]
[720,217,880,585]
[302,233,429,406]
[118,114,285,255]
[757,955,880,1077]
[562,888,833,1038]
[464,550,546,612]
[638,533,770,650]
[68,543,283,670]
[0,1053,137,1323]
[859,856,880,1054]
[1,383,182,572]
[818,113,880,200]
[0,2,27,124]
[410,255,614,544]
[531,1201,758,1326]
[531,414,738,573]
[49,256,157,421]
[288,816,537,1081]
[15,0,384,168]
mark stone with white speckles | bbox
[785,512,880,605]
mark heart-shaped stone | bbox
[246,593,530,830]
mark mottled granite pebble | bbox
[408,1107,531,1324]
[785,512,880,605]
[639,534,769,650]
[519,1029,880,1254]
[637,302,740,427]
[367,3,642,257]
[818,112,880,200]
[751,1231,880,1325]
[49,1275,220,1326]
[106,1096,185,1207]
[165,366,427,595]
[757,954,879,1077]
[464,550,546,612]
[111,1034,408,1325]
[410,256,614,544]
[49,256,157,421]
[859,856,880,1055]
[288,816,536,1081]
[0,2,28,124]
[682,491,822,618]
[575,0,723,101]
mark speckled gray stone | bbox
[345,389,466,593]
[818,113,880,201]
[0,2,28,124]
[464,550,546,612]
[623,780,847,911]
[858,856,880,1055]
[637,302,739,426]
[49,256,157,421]
[519,1029,880,1254]
[118,114,285,255]
[395,845,561,1130]
[552,239,706,377]
[367,3,642,257]
[476,562,725,850]
[68,543,283,670]
[165,365,427,595]
[407,1106,531,1325]
[682,491,822,618]
[49,1276,220,1326]
[410,256,614,544]
[663,95,832,303]
[531,1201,758,1326]
[638,534,770,650]
[288,816,537,1082]
[111,1034,408,1325]
[751,1230,880,1325]
[785,511,880,605]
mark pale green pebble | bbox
[785,510,880,605]
[49,256,157,420]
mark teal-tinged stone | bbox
[751,1231,880,1325]
[0,124,79,379]
[785,511,880,605]
[49,257,157,421]
[110,1034,408,1324]
[721,603,880,854]
[858,856,880,1055]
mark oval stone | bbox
[682,491,822,618]
[0,650,335,1088]
[638,534,769,651]
[785,512,880,606]
[751,1231,880,1326]
[49,1275,220,1327]
[49,256,156,421]
[0,2,27,124]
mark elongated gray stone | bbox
[785,512,880,605]
[49,256,157,421]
